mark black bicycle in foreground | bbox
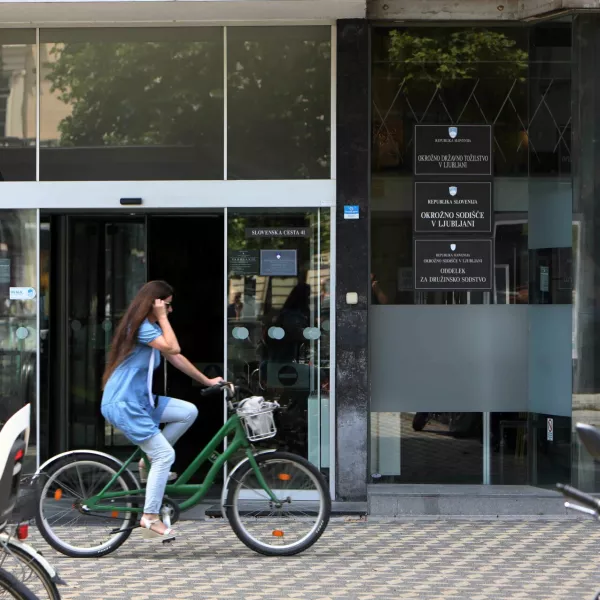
[557,423,600,600]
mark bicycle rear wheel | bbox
[36,453,138,558]
[226,451,331,556]
[0,567,38,600]
[0,540,60,600]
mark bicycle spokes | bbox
[39,460,136,555]
[230,458,327,551]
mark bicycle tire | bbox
[1,542,60,600]
[226,451,331,556]
[35,453,138,558]
[0,566,38,600]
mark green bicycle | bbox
[34,382,331,558]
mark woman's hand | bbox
[153,299,168,321]
[208,377,224,386]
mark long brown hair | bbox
[102,280,174,388]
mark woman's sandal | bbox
[138,461,178,484]
[140,516,176,541]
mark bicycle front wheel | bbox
[0,541,60,600]
[0,567,38,600]
[226,451,331,556]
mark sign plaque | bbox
[414,239,493,291]
[414,181,492,233]
[414,124,492,176]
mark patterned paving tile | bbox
[17,519,600,599]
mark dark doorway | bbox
[148,215,224,481]
[41,212,224,486]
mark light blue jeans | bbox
[139,398,198,514]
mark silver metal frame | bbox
[483,412,490,484]
[223,26,228,181]
[223,208,229,483]
[329,206,336,499]
[35,209,40,469]
[0,181,335,209]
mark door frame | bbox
[11,181,336,499]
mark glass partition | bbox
[370,23,573,485]
[226,208,331,482]
[227,27,331,180]
[39,28,224,181]
[0,210,38,473]
[0,30,36,182]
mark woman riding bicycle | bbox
[101,280,222,540]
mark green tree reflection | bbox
[46,41,223,147]
[45,32,331,178]
[387,29,528,83]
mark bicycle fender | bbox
[0,534,66,585]
[34,450,139,486]
[220,449,278,521]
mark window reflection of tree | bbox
[44,28,330,179]
[372,28,529,176]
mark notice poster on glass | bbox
[228,250,259,276]
[260,250,297,277]
[0,259,9,284]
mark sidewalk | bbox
[32,519,600,599]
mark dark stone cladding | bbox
[335,20,370,501]
[572,15,600,396]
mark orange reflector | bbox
[277,474,292,481]
[54,489,63,501]
[111,510,119,518]
[272,530,284,537]
[14,449,24,462]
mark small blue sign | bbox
[344,205,359,220]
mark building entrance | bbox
[40,211,224,484]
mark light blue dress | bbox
[101,319,170,444]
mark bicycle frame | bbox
[85,410,279,514]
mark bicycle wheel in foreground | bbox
[0,566,38,600]
[36,453,138,558]
[0,541,60,600]
[226,451,331,556]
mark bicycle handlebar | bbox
[556,483,600,512]
[199,381,230,397]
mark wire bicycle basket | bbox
[236,397,279,442]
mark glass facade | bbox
[370,23,573,486]
[0,30,36,181]
[0,210,38,474]
[29,26,331,182]
[0,26,334,491]
[227,27,331,180]
[39,28,224,181]
[227,209,331,479]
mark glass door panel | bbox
[67,217,146,451]
[226,208,331,489]
[0,210,38,472]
